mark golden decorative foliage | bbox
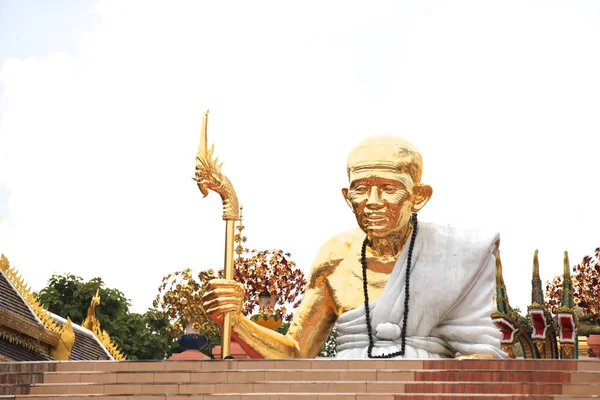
[154,268,222,339]
[233,214,306,322]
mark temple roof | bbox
[0,268,41,327]
[0,337,50,362]
[0,254,115,361]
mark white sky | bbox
[1,0,599,315]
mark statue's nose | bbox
[366,187,384,208]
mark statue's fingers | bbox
[203,287,237,298]
[206,303,240,316]
[208,278,243,287]
[206,279,242,290]
[203,285,244,301]
[203,297,242,310]
[202,288,243,303]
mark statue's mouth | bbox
[364,214,388,227]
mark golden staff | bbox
[193,109,239,359]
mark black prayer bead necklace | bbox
[361,212,418,359]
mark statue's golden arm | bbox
[234,284,337,359]
[204,265,338,359]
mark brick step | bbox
[23,381,600,396]
[4,368,600,386]
[0,374,43,385]
[2,360,599,374]
[3,368,600,396]
[0,360,593,373]
[1,360,598,399]
[42,369,600,384]
[38,370,412,384]
[0,385,29,396]
[0,393,598,400]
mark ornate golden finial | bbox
[557,250,577,359]
[531,249,544,306]
[80,289,125,360]
[82,289,101,332]
[494,250,510,313]
[52,317,75,360]
[495,251,504,283]
[561,251,574,309]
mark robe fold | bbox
[335,221,507,359]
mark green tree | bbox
[318,327,337,358]
[36,273,176,360]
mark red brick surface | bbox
[0,358,599,398]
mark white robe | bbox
[335,222,507,359]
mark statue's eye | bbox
[382,185,399,194]
[354,185,368,194]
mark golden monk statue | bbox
[203,136,506,359]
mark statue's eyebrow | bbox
[349,181,366,189]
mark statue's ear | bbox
[341,188,352,209]
[412,184,432,212]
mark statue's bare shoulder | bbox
[307,228,363,286]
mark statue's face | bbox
[343,137,432,239]
[344,170,415,239]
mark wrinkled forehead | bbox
[348,165,414,189]
[346,136,423,184]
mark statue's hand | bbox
[202,279,245,328]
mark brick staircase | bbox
[1,359,599,399]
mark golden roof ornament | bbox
[82,289,101,332]
[51,317,75,360]
[81,288,125,360]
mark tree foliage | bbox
[36,273,176,360]
[318,327,337,358]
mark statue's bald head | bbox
[346,136,423,184]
